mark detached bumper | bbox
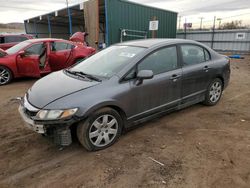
[18,105,45,134]
[18,103,78,146]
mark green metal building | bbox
[105,0,177,45]
[24,0,177,47]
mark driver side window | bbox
[138,46,178,75]
[25,43,45,56]
[51,42,73,52]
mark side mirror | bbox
[137,70,154,79]
[18,50,25,56]
[135,70,154,85]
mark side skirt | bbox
[124,95,205,130]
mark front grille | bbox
[24,108,37,117]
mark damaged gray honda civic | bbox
[19,39,230,151]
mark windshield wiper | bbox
[65,69,102,82]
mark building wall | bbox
[25,22,81,39]
[24,0,177,47]
[177,29,250,53]
[106,0,177,45]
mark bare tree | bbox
[221,20,246,29]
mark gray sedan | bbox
[19,39,230,151]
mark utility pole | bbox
[66,0,73,36]
[211,16,216,49]
[184,17,187,39]
[212,16,216,30]
[217,18,222,29]
[199,17,204,30]
[178,16,182,31]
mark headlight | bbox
[36,108,78,120]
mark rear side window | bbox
[4,36,28,43]
[138,46,178,75]
[25,43,45,55]
[51,42,73,51]
[181,45,209,66]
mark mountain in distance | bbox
[0,22,25,34]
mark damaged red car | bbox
[0,36,95,85]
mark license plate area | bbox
[25,123,45,134]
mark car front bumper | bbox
[18,97,79,146]
[18,105,46,134]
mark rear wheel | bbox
[203,78,223,106]
[0,66,12,86]
[77,107,122,151]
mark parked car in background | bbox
[0,34,34,50]
[0,38,96,85]
[18,39,230,151]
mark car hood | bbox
[27,71,100,108]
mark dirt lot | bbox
[0,56,250,188]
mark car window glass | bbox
[138,46,178,75]
[124,68,136,80]
[4,36,28,43]
[71,45,145,78]
[51,42,73,51]
[25,43,45,55]
[181,45,206,66]
[204,49,211,61]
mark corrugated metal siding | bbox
[106,0,177,45]
[177,29,250,53]
[25,22,71,39]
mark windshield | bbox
[70,45,145,78]
[6,41,31,55]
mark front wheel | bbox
[0,66,13,86]
[77,107,123,151]
[203,78,223,106]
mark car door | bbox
[127,45,182,120]
[180,44,213,103]
[16,43,45,77]
[48,41,73,71]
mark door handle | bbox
[170,74,181,81]
[203,65,210,72]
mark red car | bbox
[0,38,95,85]
[0,34,34,50]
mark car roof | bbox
[117,38,200,48]
[26,38,69,43]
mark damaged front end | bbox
[18,95,79,146]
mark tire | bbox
[203,78,223,106]
[0,65,13,86]
[77,107,123,151]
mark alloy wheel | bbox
[209,81,222,103]
[0,67,10,85]
[89,114,118,147]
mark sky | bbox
[0,0,250,28]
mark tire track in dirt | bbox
[0,149,83,184]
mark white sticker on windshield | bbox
[119,52,136,58]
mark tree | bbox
[220,20,246,29]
